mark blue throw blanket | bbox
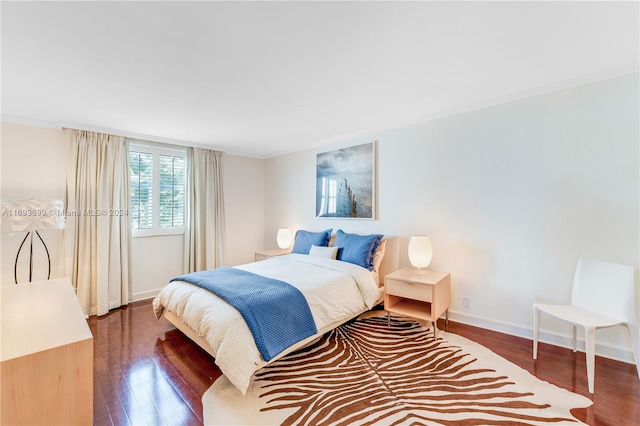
[171,267,318,361]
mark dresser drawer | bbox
[385,279,432,303]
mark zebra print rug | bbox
[203,313,592,425]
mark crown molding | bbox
[0,116,265,158]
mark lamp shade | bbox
[1,199,65,233]
[408,235,432,268]
[276,228,292,249]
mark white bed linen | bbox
[153,254,381,394]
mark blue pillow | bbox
[333,229,383,271]
[291,229,332,254]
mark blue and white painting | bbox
[316,142,375,219]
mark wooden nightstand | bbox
[254,248,290,262]
[384,267,451,337]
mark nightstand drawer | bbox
[385,279,432,303]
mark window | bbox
[130,143,186,236]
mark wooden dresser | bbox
[1,278,93,425]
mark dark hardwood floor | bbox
[89,299,221,426]
[444,320,640,425]
[89,299,640,425]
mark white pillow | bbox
[309,244,339,260]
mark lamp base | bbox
[14,230,51,284]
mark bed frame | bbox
[162,236,400,364]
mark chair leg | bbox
[533,306,539,359]
[625,323,640,381]
[572,325,577,353]
[584,326,596,394]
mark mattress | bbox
[153,253,381,394]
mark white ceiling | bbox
[2,1,638,158]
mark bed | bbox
[153,230,398,395]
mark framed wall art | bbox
[316,141,376,219]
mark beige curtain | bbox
[64,129,131,316]
[184,147,226,272]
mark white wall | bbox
[130,234,184,300]
[0,123,67,285]
[264,73,640,362]
[0,125,266,301]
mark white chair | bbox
[533,258,640,393]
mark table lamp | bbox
[1,199,65,283]
[408,235,432,270]
[277,228,292,249]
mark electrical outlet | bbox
[462,297,470,309]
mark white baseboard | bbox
[447,309,636,365]
[131,288,163,302]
